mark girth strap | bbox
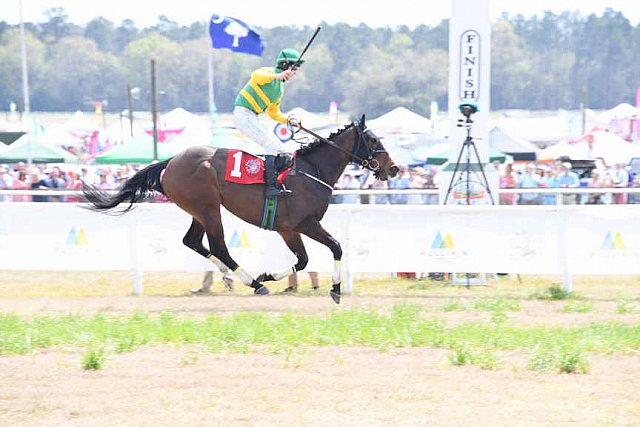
[260,196,278,230]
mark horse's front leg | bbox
[296,218,342,304]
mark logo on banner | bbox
[58,226,102,256]
[228,230,252,248]
[427,231,467,258]
[590,231,640,261]
[66,226,89,246]
[431,231,455,249]
[600,231,626,251]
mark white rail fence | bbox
[1,201,639,294]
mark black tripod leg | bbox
[443,142,468,205]
[469,142,496,205]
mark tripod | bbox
[443,115,495,205]
[443,112,495,288]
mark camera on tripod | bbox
[457,102,479,126]
[458,102,479,117]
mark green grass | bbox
[616,301,640,314]
[529,347,591,374]
[530,284,575,301]
[82,347,106,370]
[1,305,638,358]
[562,301,595,313]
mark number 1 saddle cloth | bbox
[224,150,294,185]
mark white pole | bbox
[558,213,573,293]
[130,219,143,295]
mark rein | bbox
[291,119,382,172]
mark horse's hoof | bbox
[254,285,270,295]
[256,272,276,282]
[330,284,341,304]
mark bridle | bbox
[290,118,385,172]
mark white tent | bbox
[159,108,209,130]
[539,131,640,165]
[494,116,571,148]
[285,107,327,129]
[37,123,85,147]
[489,126,539,160]
[368,107,432,135]
[65,111,97,133]
[168,126,214,152]
[596,103,640,123]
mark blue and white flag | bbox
[209,14,264,56]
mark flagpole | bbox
[19,0,30,117]
[19,0,32,166]
[208,47,217,130]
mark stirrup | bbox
[265,186,292,197]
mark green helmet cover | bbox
[277,48,305,65]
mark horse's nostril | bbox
[390,165,399,177]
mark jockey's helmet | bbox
[276,49,305,66]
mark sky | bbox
[5,0,640,29]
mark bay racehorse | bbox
[82,115,398,303]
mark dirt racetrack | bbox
[1,293,640,426]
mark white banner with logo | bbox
[1,204,639,277]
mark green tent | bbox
[425,146,508,165]
[95,134,177,164]
[0,136,77,163]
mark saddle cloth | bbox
[224,150,294,185]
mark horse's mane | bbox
[295,122,355,157]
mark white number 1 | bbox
[230,151,242,177]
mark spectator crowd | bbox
[1,159,638,205]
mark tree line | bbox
[0,7,638,118]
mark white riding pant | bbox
[233,106,285,155]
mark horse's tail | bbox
[82,159,171,215]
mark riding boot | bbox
[264,154,291,197]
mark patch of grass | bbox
[474,298,521,312]
[530,284,574,301]
[448,346,501,370]
[616,301,640,314]
[82,347,105,370]
[441,299,468,312]
[472,349,501,370]
[529,347,590,374]
[562,301,595,313]
[1,307,639,359]
[529,348,557,372]
[558,349,590,374]
[448,345,473,366]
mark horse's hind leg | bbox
[256,231,306,284]
[182,218,233,293]
[200,209,269,295]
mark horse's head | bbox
[352,114,399,180]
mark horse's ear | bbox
[359,114,366,129]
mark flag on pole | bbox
[209,14,264,56]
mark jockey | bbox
[233,48,304,197]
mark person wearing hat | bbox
[233,48,304,197]
[557,162,580,204]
